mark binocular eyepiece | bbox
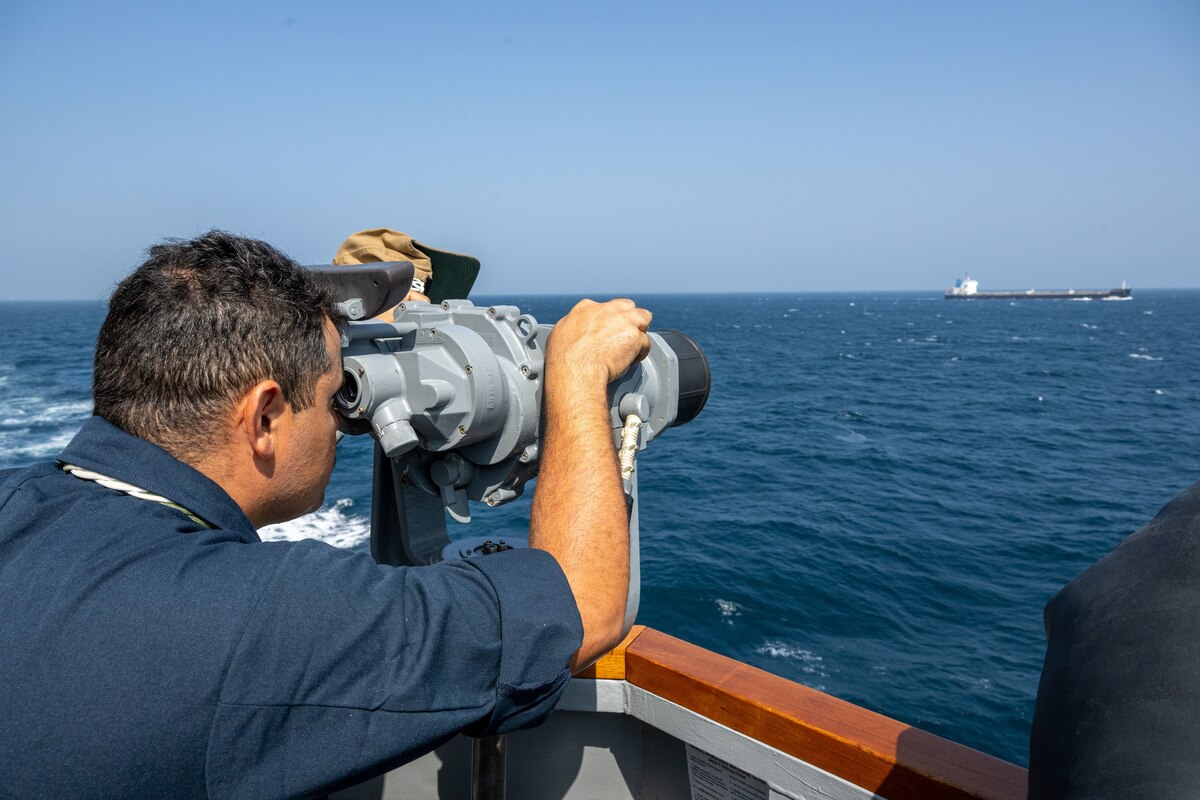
[337,369,362,410]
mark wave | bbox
[714,598,743,623]
[259,498,370,549]
[1,400,92,427]
[1128,353,1163,362]
[0,429,77,463]
[755,640,829,678]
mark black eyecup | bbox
[655,330,711,427]
[307,262,415,320]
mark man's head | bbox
[93,230,349,525]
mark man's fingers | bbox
[604,300,651,329]
[637,331,653,361]
[549,298,656,382]
[626,308,653,361]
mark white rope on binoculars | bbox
[59,463,212,529]
[618,414,644,481]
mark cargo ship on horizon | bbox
[945,275,1131,300]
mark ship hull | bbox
[945,288,1131,300]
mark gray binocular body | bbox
[337,299,707,516]
[312,262,710,583]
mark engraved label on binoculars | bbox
[415,329,443,344]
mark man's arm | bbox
[530,298,652,673]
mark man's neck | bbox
[187,447,271,529]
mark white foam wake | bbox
[755,640,830,678]
[0,400,92,427]
[0,429,77,462]
[259,498,370,549]
[714,598,743,623]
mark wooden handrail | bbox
[574,625,647,679]
[580,627,1027,800]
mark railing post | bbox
[471,734,506,800]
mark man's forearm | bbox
[530,364,630,673]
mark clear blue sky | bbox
[2,1,1197,300]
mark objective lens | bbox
[655,330,711,426]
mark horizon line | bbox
[4,286,1199,303]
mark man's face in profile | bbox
[266,319,343,524]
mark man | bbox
[0,230,651,798]
[1029,483,1200,797]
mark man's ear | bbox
[238,380,287,460]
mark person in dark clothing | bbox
[1029,481,1200,798]
[0,231,651,798]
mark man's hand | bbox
[531,298,652,673]
[545,299,653,387]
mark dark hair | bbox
[93,230,348,460]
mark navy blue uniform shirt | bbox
[1030,479,1200,798]
[0,417,583,799]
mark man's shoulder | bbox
[1064,478,1200,594]
[0,461,74,516]
[1,458,182,533]
[1031,483,1200,796]
[1128,477,1200,545]
[0,460,301,603]
[0,460,60,486]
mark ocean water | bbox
[3,291,1198,767]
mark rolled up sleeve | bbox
[206,541,582,799]
[463,547,584,735]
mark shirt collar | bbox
[58,416,260,542]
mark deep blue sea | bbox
[3,291,1198,767]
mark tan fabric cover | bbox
[332,228,481,307]
[332,229,433,287]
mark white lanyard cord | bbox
[59,463,213,529]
